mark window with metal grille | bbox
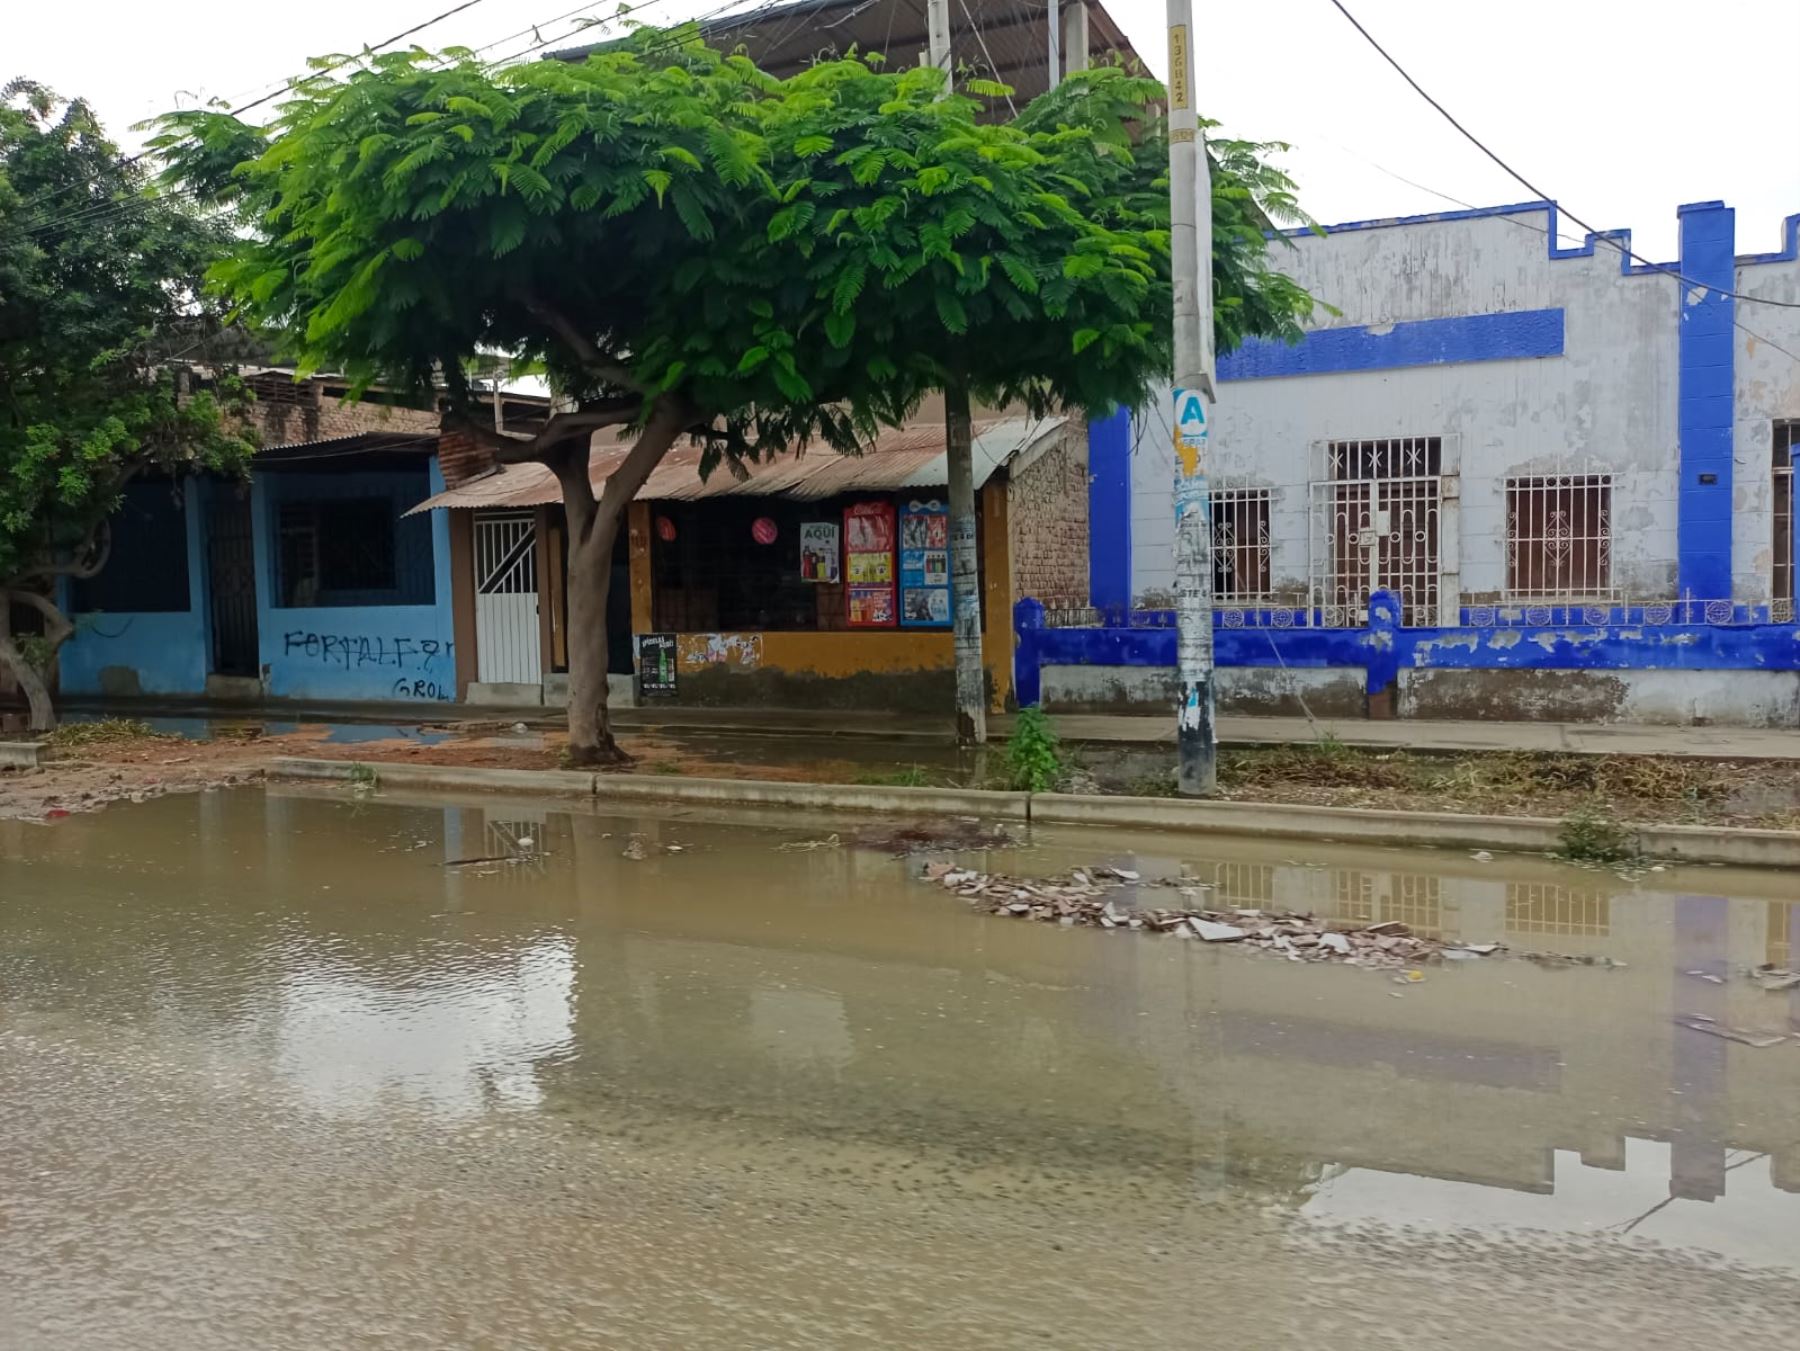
[1505,474,1614,600]
[1211,489,1271,602]
[273,488,434,608]
[1775,423,1796,621]
[1314,437,1442,626]
[72,481,192,614]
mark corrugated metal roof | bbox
[406,417,1066,514]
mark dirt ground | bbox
[4,718,1799,832]
[0,719,889,823]
[1072,741,1800,832]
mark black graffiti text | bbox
[283,631,452,671]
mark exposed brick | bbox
[1007,421,1090,607]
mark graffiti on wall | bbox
[282,631,455,699]
[282,631,453,671]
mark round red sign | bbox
[751,516,778,545]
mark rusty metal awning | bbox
[406,416,1067,514]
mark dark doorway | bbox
[608,527,632,676]
[207,491,260,676]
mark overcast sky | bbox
[11,0,1800,259]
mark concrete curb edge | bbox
[264,758,1800,869]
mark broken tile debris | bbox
[917,862,1525,970]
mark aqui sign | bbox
[1173,386,1208,478]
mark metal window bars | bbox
[1505,474,1615,602]
[1775,423,1796,623]
[1310,437,1443,627]
[1211,488,1272,604]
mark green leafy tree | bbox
[0,80,255,730]
[158,33,1315,762]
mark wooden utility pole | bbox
[1166,0,1218,794]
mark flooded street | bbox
[2,787,1798,1348]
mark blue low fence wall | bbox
[1013,592,1800,710]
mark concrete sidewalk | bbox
[609,704,1800,761]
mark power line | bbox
[12,0,501,227]
[1323,0,1800,311]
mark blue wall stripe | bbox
[1218,308,1564,382]
[1085,409,1131,611]
[1676,201,1736,600]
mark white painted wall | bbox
[1132,205,1686,607]
[1732,253,1800,605]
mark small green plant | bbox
[46,717,163,750]
[856,765,932,788]
[346,762,379,791]
[1312,732,1350,761]
[1004,708,1064,793]
[648,761,684,776]
[1558,800,1635,864]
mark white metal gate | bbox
[475,513,542,685]
[1309,438,1443,626]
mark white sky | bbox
[11,0,1800,260]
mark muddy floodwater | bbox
[3,786,1798,1349]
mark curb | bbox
[0,742,45,770]
[263,758,1800,869]
[267,757,1031,821]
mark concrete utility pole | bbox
[927,0,985,746]
[1047,0,1061,88]
[1166,0,1218,795]
[1063,1,1089,79]
[927,0,951,88]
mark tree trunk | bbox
[561,502,628,767]
[0,587,73,733]
[550,398,691,768]
[944,381,986,746]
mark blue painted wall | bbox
[1086,409,1132,611]
[1013,595,1800,710]
[60,480,210,697]
[255,459,457,703]
[1677,201,1737,600]
[1218,308,1564,382]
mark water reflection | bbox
[2,787,1797,1285]
[266,937,574,1116]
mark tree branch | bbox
[598,395,693,519]
[524,296,644,394]
[17,519,113,582]
[443,400,641,465]
[7,587,75,645]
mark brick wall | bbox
[241,373,440,449]
[1007,420,1089,606]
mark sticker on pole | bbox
[1173,387,1208,478]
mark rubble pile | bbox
[919,861,1503,970]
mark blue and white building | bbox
[1035,199,1800,726]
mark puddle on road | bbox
[2,788,1798,1349]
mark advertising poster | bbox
[799,521,840,582]
[636,633,678,696]
[843,501,897,627]
[898,498,951,628]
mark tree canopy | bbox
[155,31,1319,757]
[0,79,255,727]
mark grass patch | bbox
[46,718,165,751]
[1557,800,1636,864]
[855,765,934,788]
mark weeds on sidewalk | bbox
[856,765,933,788]
[1004,709,1064,793]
